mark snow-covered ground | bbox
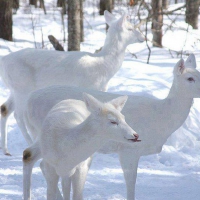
[0,1,200,199]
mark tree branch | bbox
[48,35,64,51]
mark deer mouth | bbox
[128,138,141,142]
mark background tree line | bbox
[0,0,199,52]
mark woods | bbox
[0,1,200,199]
[0,0,199,52]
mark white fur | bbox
[23,93,139,200]
[0,11,144,155]
[23,54,200,199]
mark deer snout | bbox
[128,133,141,142]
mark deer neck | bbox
[158,81,193,139]
[97,31,126,77]
[69,117,107,160]
[167,81,193,107]
[113,83,194,155]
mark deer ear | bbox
[82,93,102,114]
[104,10,116,26]
[116,13,127,29]
[174,58,185,75]
[109,96,128,112]
[185,54,196,69]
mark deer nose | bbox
[133,133,139,140]
[128,133,141,142]
[133,133,141,142]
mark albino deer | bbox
[23,93,140,200]
[23,54,200,199]
[0,10,144,155]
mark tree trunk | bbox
[57,0,62,7]
[99,0,112,15]
[30,0,37,7]
[185,0,200,29]
[13,0,19,9]
[0,0,12,41]
[175,0,178,3]
[39,0,46,14]
[80,0,84,42]
[62,0,66,15]
[162,0,168,9]
[68,0,81,51]
[151,0,163,47]
[99,0,113,30]
[112,0,115,10]
[57,0,66,14]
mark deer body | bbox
[1,46,124,93]
[24,54,200,199]
[0,11,144,155]
[23,93,139,200]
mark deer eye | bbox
[110,121,118,125]
[187,77,195,82]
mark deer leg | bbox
[40,160,63,200]
[71,156,92,200]
[118,150,140,200]
[23,142,41,200]
[14,112,33,145]
[1,96,14,155]
[61,175,71,200]
[43,161,59,200]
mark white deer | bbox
[23,54,200,199]
[23,93,140,200]
[0,10,144,155]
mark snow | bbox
[0,1,200,199]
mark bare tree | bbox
[80,0,84,42]
[12,0,19,14]
[99,0,113,15]
[151,0,163,47]
[29,0,46,14]
[99,0,113,30]
[57,0,66,14]
[13,0,19,9]
[57,0,63,7]
[68,0,81,51]
[162,0,168,9]
[29,0,37,7]
[39,0,46,14]
[0,0,12,41]
[185,0,200,29]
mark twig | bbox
[162,4,186,15]
[145,18,151,64]
[180,24,189,58]
[41,28,44,49]
[61,10,66,42]
[134,3,186,29]
[30,12,37,48]
[126,48,137,59]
